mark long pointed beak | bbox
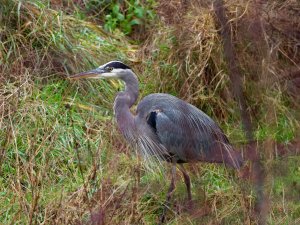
[68,68,105,80]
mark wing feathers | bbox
[135,93,243,167]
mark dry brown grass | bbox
[139,1,300,223]
[1,0,300,224]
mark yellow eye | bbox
[106,67,113,72]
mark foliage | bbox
[104,0,155,34]
[0,0,300,224]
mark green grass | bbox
[1,76,299,224]
[1,0,300,224]
[268,157,300,224]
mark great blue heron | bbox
[69,61,243,222]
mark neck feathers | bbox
[115,70,139,108]
[113,70,139,137]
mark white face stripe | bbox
[99,68,131,78]
[112,68,126,73]
[100,72,119,78]
[96,61,132,78]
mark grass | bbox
[1,0,300,224]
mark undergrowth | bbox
[0,0,299,224]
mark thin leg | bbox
[179,164,192,201]
[159,163,176,224]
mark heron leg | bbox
[159,163,176,224]
[179,164,192,202]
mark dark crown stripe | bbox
[105,61,131,70]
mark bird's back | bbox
[135,93,243,168]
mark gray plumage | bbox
[69,61,243,222]
[104,63,243,169]
[135,93,242,168]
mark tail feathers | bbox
[224,148,244,169]
[206,143,244,169]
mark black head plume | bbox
[103,61,131,70]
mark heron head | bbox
[69,61,132,80]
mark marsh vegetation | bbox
[0,0,299,224]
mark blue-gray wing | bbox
[136,93,243,168]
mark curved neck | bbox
[122,71,139,107]
[113,70,139,136]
